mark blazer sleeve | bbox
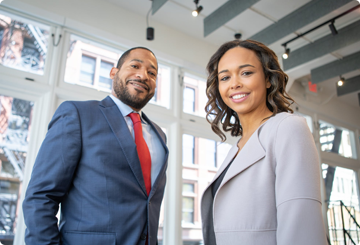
[22,101,82,245]
[274,115,327,245]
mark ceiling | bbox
[107,0,360,108]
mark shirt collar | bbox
[109,94,146,123]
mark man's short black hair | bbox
[116,47,157,70]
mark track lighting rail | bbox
[281,4,360,48]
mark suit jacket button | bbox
[140,233,147,240]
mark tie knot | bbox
[129,112,141,124]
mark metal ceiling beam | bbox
[283,19,360,71]
[204,0,260,37]
[337,75,360,97]
[152,0,168,15]
[249,0,353,45]
[311,51,360,84]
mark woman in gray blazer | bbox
[201,39,327,245]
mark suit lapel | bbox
[201,144,238,201]
[218,128,265,191]
[212,145,238,183]
[98,96,147,196]
[142,113,169,199]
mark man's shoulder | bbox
[61,97,109,110]
[66,99,101,106]
[54,99,108,118]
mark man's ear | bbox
[110,67,118,79]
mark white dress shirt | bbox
[110,94,166,187]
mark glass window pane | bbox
[149,64,171,108]
[319,120,357,159]
[0,95,34,244]
[204,139,216,168]
[183,183,194,194]
[323,164,360,245]
[64,34,121,92]
[183,87,195,113]
[182,133,232,244]
[182,197,194,223]
[99,60,113,89]
[217,142,233,167]
[79,55,96,84]
[182,134,194,165]
[157,127,167,245]
[0,11,50,75]
[157,199,165,244]
[183,74,207,117]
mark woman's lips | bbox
[230,93,249,102]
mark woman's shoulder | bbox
[270,112,306,126]
[262,112,309,136]
[271,112,311,138]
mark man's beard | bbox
[113,77,154,110]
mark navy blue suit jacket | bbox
[23,96,169,245]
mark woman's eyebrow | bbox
[218,64,255,76]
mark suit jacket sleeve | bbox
[274,115,327,245]
[22,101,82,245]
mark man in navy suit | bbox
[22,47,169,245]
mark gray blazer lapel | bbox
[142,113,169,198]
[212,145,238,182]
[219,129,265,190]
[201,144,238,205]
[98,97,147,196]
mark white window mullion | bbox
[163,67,183,245]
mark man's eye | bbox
[149,71,156,76]
[131,65,138,68]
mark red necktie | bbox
[129,113,152,195]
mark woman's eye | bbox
[242,71,253,76]
[220,76,229,81]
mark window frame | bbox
[0,8,58,85]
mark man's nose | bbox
[136,68,148,80]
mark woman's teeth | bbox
[232,94,247,99]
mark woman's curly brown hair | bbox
[205,39,294,141]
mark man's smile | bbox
[127,79,149,91]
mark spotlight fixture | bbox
[234,33,242,40]
[192,0,203,17]
[337,76,345,87]
[147,27,154,41]
[282,47,290,59]
[329,21,338,35]
[146,5,154,41]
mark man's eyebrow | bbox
[131,59,143,63]
[217,64,255,76]
[130,59,157,71]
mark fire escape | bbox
[320,123,360,245]
[0,97,33,243]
